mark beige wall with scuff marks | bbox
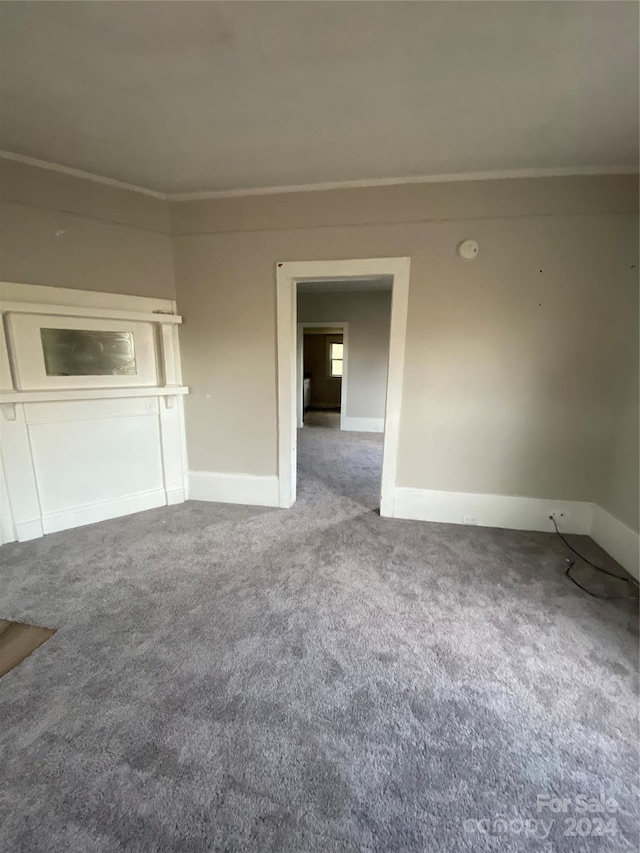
[0,160,175,299]
[171,175,639,522]
[298,290,391,421]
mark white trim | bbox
[0,402,43,543]
[189,471,279,507]
[0,281,176,314]
[0,387,188,405]
[169,166,639,201]
[342,417,384,433]
[277,257,410,514]
[0,284,186,399]
[591,505,639,581]
[392,487,594,534]
[177,392,190,500]
[297,321,349,431]
[158,395,188,504]
[391,487,640,580]
[6,312,160,392]
[41,489,166,534]
[0,151,166,199]
[0,456,15,544]
[277,268,298,508]
[3,151,636,203]
[166,487,186,506]
[1,301,181,325]
[297,325,304,429]
[14,519,44,542]
[380,263,410,516]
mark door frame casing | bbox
[276,257,411,515]
[297,322,349,430]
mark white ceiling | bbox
[0,1,637,195]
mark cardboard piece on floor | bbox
[0,619,56,678]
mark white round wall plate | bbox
[457,239,479,260]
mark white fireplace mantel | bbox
[0,282,190,544]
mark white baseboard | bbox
[41,489,166,535]
[189,471,280,507]
[14,518,44,542]
[3,489,187,543]
[392,487,593,534]
[590,505,639,581]
[166,487,186,505]
[342,416,384,433]
[392,486,640,578]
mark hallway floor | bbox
[303,408,341,429]
[1,426,638,852]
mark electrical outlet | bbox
[549,510,565,520]
[462,515,478,525]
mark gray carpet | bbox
[1,425,638,852]
[304,409,341,429]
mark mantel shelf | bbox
[0,386,189,404]
[0,301,183,325]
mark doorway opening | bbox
[276,258,411,516]
[297,322,348,430]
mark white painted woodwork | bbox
[0,283,189,543]
[6,313,159,390]
[189,471,279,507]
[29,408,164,522]
[0,459,15,545]
[391,486,639,580]
[341,417,384,433]
[590,505,639,581]
[277,257,411,515]
[0,387,188,404]
[0,300,183,324]
[0,402,44,541]
[0,281,174,312]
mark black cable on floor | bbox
[550,515,639,600]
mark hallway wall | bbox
[298,289,391,430]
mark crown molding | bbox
[167,165,639,201]
[1,151,637,202]
[0,151,167,200]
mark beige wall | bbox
[596,275,639,532]
[0,162,636,527]
[171,175,639,516]
[0,160,175,299]
[298,290,391,420]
